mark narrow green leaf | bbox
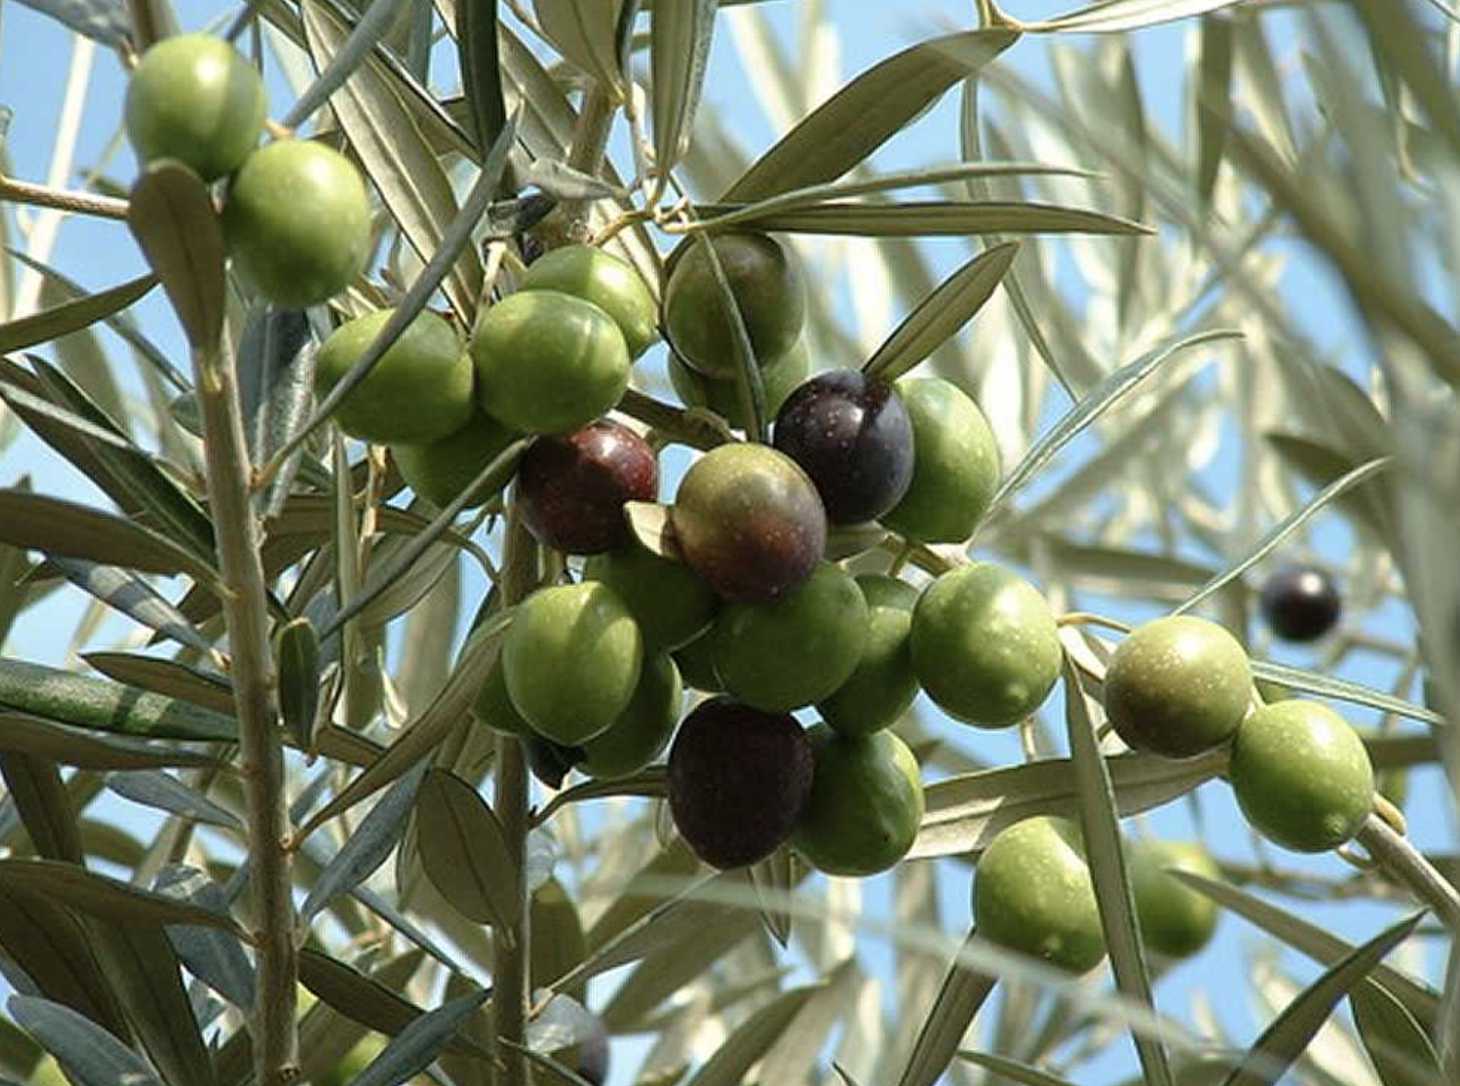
[347,986,491,1086]
[0,657,235,741]
[0,713,216,771]
[0,858,245,936]
[537,0,626,95]
[757,958,858,1082]
[1249,659,1444,728]
[1225,912,1426,1086]
[1195,14,1233,211]
[692,200,1151,237]
[7,996,161,1086]
[49,557,214,654]
[276,616,321,752]
[1264,432,1395,542]
[105,770,242,831]
[1024,0,1246,33]
[987,329,1241,518]
[863,243,1019,382]
[895,928,999,1086]
[0,272,155,354]
[957,1051,1077,1086]
[1060,654,1174,1086]
[1173,870,1439,1029]
[455,0,506,155]
[749,844,795,949]
[651,0,717,177]
[684,983,821,1086]
[284,0,421,128]
[13,0,133,46]
[600,909,761,1031]
[125,162,225,351]
[81,652,235,716]
[154,865,256,1013]
[236,307,316,519]
[724,29,1019,201]
[415,768,520,928]
[1350,978,1445,1086]
[0,753,81,862]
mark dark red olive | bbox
[772,369,914,524]
[517,420,658,554]
[667,697,814,869]
[1260,565,1341,643]
[524,734,586,790]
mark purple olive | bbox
[1260,565,1341,643]
[773,369,914,524]
[517,420,658,554]
[667,696,814,869]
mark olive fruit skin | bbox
[773,369,915,524]
[791,724,924,877]
[502,583,643,745]
[664,232,807,378]
[974,816,1106,974]
[910,564,1060,727]
[881,377,1000,543]
[472,656,533,737]
[315,308,474,445]
[672,630,724,693]
[584,543,718,651]
[818,574,920,736]
[712,561,868,712]
[1260,564,1341,643]
[1230,700,1374,852]
[1127,839,1221,960]
[223,140,372,308]
[668,337,811,432]
[519,244,657,359]
[670,443,826,603]
[392,411,518,509]
[580,653,683,779]
[667,697,814,869]
[125,34,266,181]
[471,290,631,435]
[516,420,658,554]
[1104,616,1251,759]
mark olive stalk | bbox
[190,337,297,1085]
[492,505,539,1086]
[0,173,129,220]
[616,387,734,450]
[1355,812,1460,931]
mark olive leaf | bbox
[415,767,520,928]
[536,0,627,97]
[0,272,155,354]
[125,161,226,352]
[454,0,506,156]
[1023,0,1246,33]
[895,929,998,1086]
[344,986,492,1086]
[650,0,716,178]
[7,995,162,1086]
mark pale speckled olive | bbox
[881,377,1000,543]
[817,574,920,736]
[1127,839,1221,960]
[579,653,682,779]
[392,410,519,509]
[518,244,658,359]
[791,724,924,877]
[664,232,807,379]
[502,582,643,745]
[910,563,1060,727]
[126,34,266,181]
[583,543,718,651]
[973,816,1106,974]
[223,140,372,308]
[670,443,826,603]
[712,561,868,712]
[1104,616,1252,759]
[315,308,474,445]
[667,336,811,432]
[471,290,630,435]
[1230,700,1374,853]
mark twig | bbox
[615,387,734,450]
[1356,812,1460,932]
[0,175,129,221]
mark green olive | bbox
[315,308,474,445]
[518,244,658,359]
[910,563,1060,727]
[1127,839,1221,960]
[502,582,643,745]
[791,724,924,877]
[672,630,724,694]
[471,290,630,435]
[664,232,806,379]
[223,140,372,308]
[667,336,812,431]
[583,543,719,651]
[1104,616,1252,759]
[125,33,266,180]
[713,561,868,712]
[881,377,1000,543]
[1230,700,1374,852]
[973,816,1106,974]
[579,653,683,779]
[817,574,920,736]
[391,410,519,509]
[472,655,532,738]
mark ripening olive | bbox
[1260,564,1342,643]
[516,420,658,554]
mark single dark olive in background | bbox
[772,369,914,525]
[1259,564,1341,642]
[667,697,814,869]
[517,420,658,554]
[670,443,827,603]
[664,232,807,379]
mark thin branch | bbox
[1356,813,1460,933]
[0,175,129,222]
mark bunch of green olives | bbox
[125,33,373,309]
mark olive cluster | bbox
[126,35,373,308]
